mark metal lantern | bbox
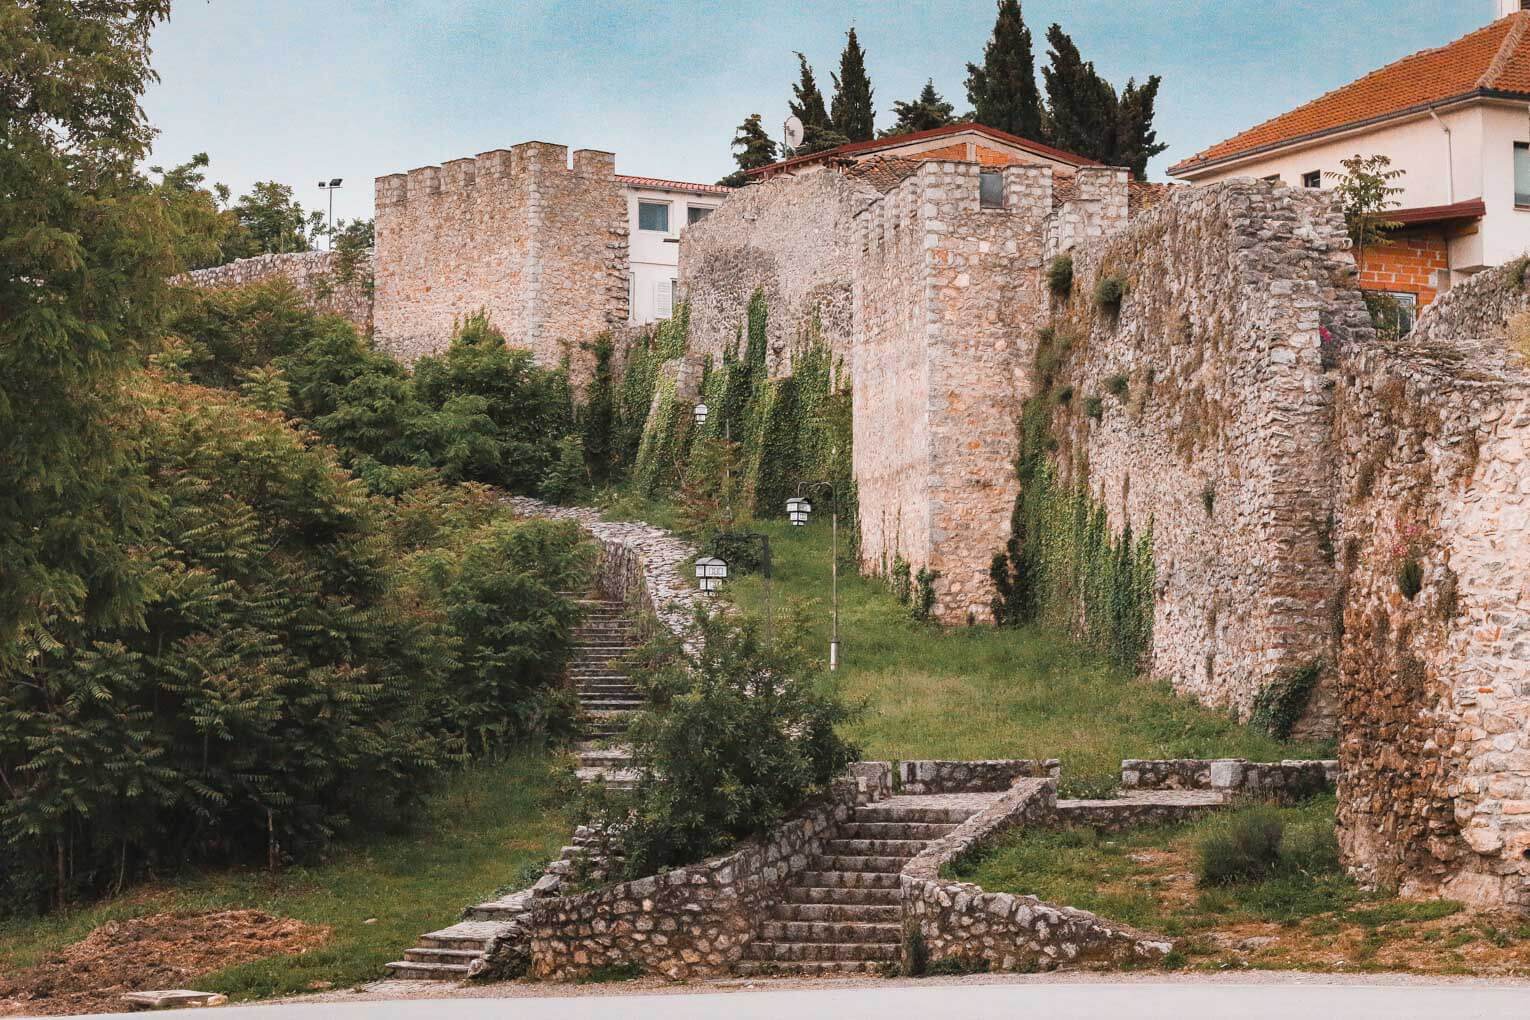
[694,556,728,593]
[693,402,710,426]
[785,496,812,527]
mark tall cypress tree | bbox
[830,28,875,142]
[965,0,1044,139]
[720,113,779,186]
[1041,24,1166,180]
[885,80,958,136]
[790,52,848,154]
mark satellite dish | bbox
[783,115,805,152]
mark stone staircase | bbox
[736,794,988,976]
[569,596,645,790]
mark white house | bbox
[618,175,728,325]
[1170,1,1530,325]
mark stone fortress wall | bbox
[1332,260,1530,910]
[1044,180,1364,733]
[373,141,628,382]
[677,169,877,375]
[181,249,374,334]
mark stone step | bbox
[785,885,900,907]
[759,920,901,944]
[404,947,482,963]
[771,900,901,922]
[744,940,898,963]
[854,802,978,825]
[838,821,955,841]
[575,766,638,789]
[383,960,470,980]
[576,749,633,768]
[793,870,900,890]
[811,854,908,874]
[820,838,927,859]
[733,959,885,976]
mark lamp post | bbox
[317,178,343,249]
[693,402,709,427]
[695,556,728,594]
[787,483,841,671]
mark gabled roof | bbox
[1170,13,1530,176]
[746,122,1100,178]
[615,174,731,196]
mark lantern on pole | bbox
[786,496,812,526]
[694,556,728,594]
[693,402,709,426]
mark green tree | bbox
[0,0,176,665]
[147,152,240,269]
[226,180,326,257]
[1041,24,1166,180]
[1327,154,1405,267]
[790,52,849,155]
[720,113,780,187]
[965,0,1044,139]
[829,27,875,142]
[884,79,957,136]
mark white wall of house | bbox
[1178,100,1530,278]
[625,184,724,325]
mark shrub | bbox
[1055,384,1074,405]
[1201,483,1215,517]
[1249,660,1323,740]
[891,556,913,605]
[539,434,590,505]
[1047,254,1074,297]
[1084,395,1105,420]
[605,609,859,876]
[1198,807,1286,886]
[1093,274,1127,315]
[1106,372,1130,398]
[912,566,940,621]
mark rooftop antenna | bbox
[783,115,805,158]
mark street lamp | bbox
[787,483,841,671]
[695,556,728,594]
[317,178,343,249]
[693,402,709,427]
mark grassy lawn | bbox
[669,511,1333,789]
[955,797,1530,974]
[0,753,569,1003]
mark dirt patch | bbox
[0,910,330,1016]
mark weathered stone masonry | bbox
[373,142,628,381]
[181,249,374,334]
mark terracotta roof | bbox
[1170,13,1530,175]
[841,156,925,193]
[746,122,1101,178]
[615,174,731,195]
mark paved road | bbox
[73,978,1530,1020]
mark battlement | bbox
[1046,166,1130,258]
[374,141,618,208]
[858,160,1057,262]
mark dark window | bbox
[638,201,669,232]
[1262,173,1282,184]
[979,171,1004,209]
[1373,291,1418,337]
[1516,143,1530,206]
[687,205,712,225]
[1301,170,1322,189]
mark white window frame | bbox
[638,201,671,233]
[1301,170,1322,189]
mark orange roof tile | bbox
[615,174,731,195]
[747,122,1100,178]
[1170,13,1530,175]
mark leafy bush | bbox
[1198,807,1286,886]
[1249,660,1323,740]
[1084,395,1105,420]
[912,567,940,621]
[891,556,913,605]
[539,435,591,505]
[1047,254,1074,297]
[1093,274,1127,315]
[1106,373,1130,398]
[1396,554,1424,600]
[600,609,859,877]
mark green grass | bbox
[707,514,1329,786]
[0,753,570,1001]
[956,797,1364,935]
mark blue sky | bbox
[143,1,1490,227]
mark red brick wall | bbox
[1357,230,1448,306]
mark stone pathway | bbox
[568,596,644,790]
[737,791,1006,976]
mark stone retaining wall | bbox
[529,765,892,980]
[900,778,1171,971]
[1120,758,1339,797]
[897,759,1059,795]
[1334,259,1530,909]
[181,250,374,333]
